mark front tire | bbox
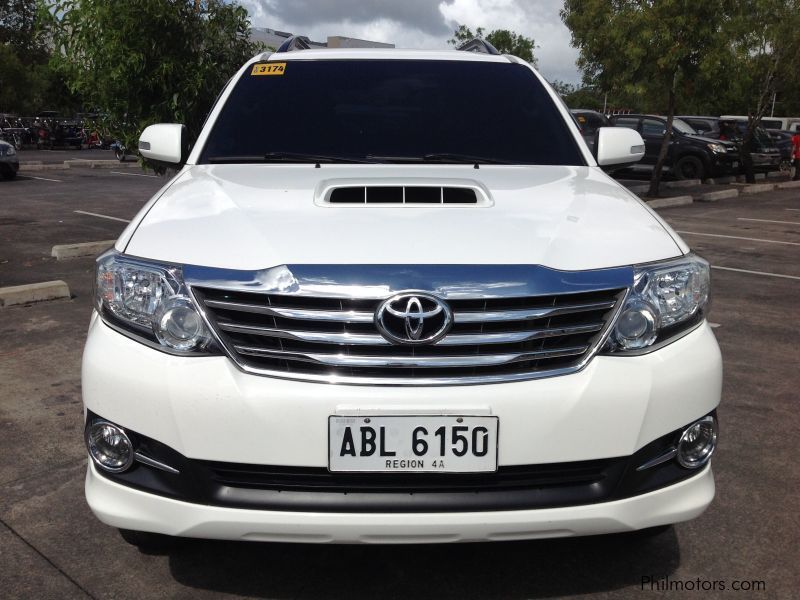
[674,155,705,180]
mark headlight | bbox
[707,143,727,154]
[604,254,710,354]
[95,250,216,354]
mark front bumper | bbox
[0,157,19,173]
[86,461,714,543]
[82,315,722,541]
[750,152,782,171]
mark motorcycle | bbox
[110,140,129,161]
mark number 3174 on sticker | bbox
[251,63,286,76]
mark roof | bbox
[256,47,513,63]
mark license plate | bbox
[328,415,498,473]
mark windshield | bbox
[199,59,585,165]
[672,119,697,135]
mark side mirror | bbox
[595,127,645,166]
[139,124,188,168]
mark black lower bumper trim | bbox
[86,410,713,513]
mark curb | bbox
[705,176,737,184]
[0,281,71,308]
[19,163,68,171]
[644,195,693,208]
[664,179,701,189]
[51,240,115,260]
[64,159,141,169]
[736,174,768,183]
[776,180,800,189]
[735,183,776,195]
[19,160,143,171]
[697,189,739,202]
[626,184,650,194]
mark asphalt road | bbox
[0,169,798,599]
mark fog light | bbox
[86,421,134,473]
[677,416,717,468]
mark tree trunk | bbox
[741,120,756,184]
[648,86,676,197]
[743,52,781,183]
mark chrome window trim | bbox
[183,264,633,386]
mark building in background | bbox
[251,28,394,50]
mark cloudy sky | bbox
[239,0,582,84]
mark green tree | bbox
[1,0,46,63]
[562,0,731,196]
[725,0,800,181]
[44,0,262,150]
[1,0,72,114]
[448,24,537,66]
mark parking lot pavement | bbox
[1,172,798,599]
[16,148,119,164]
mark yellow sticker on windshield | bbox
[251,63,286,76]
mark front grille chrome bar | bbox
[204,300,374,323]
[218,321,605,346]
[454,301,617,323]
[205,298,616,325]
[233,344,589,368]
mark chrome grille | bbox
[192,276,627,385]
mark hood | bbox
[122,164,684,271]
[687,133,737,147]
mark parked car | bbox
[762,130,795,172]
[0,139,19,180]
[720,115,800,132]
[688,117,782,173]
[609,114,738,179]
[83,41,720,548]
[570,109,611,155]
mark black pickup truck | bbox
[678,116,783,174]
[609,114,739,180]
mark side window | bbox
[641,118,665,137]
[583,114,603,135]
[613,117,639,130]
[688,120,711,134]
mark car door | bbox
[640,118,669,166]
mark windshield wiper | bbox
[208,152,374,164]
[366,153,513,165]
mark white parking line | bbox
[676,231,800,246]
[786,208,800,212]
[110,171,158,178]
[738,217,800,226]
[23,175,63,183]
[74,210,131,223]
[711,266,800,281]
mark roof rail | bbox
[276,35,311,53]
[456,38,500,55]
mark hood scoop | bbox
[316,181,492,207]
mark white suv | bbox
[83,41,721,546]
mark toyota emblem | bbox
[375,293,453,345]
